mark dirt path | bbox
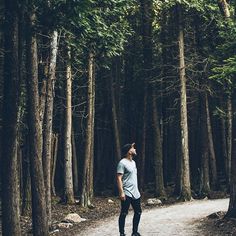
[79,198,229,236]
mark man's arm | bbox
[117,173,126,201]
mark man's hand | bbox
[120,192,126,201]
[117,173,126,201]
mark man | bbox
[117,143,142,236]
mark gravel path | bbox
[79,198,229,236]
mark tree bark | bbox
[1,0,21,234]
[81,51,95,207]
[111,66,121,163]
[199,93,210,196]
[26,7,49,236]
[216,0,236,217]
[42,30,58,225]
[152,89,166,197]
[177,4,191,200]
[72,128,79,195]
[140,0,153,190]
[140,92,147,191]
[205,94,218,189]
[64,43,74,203]
[51,133,58,197]
[38,32,50,125]
[226,96,232,184]
[174,122,182,196]
[218,0,231,18]
[217,0,232,188]
[219,97,228,183]
[226,99,236,218]
[89,57,95,199]
[21,136,31,215]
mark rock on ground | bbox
[63,213,86,223]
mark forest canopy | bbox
[1,0,236,235]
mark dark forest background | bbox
[1,0,236,235]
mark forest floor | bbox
[79,198,232,236]
[3,191,236,236]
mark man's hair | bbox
[121,143,135,157]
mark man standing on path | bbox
[117,143,142,236]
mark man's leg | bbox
[119,196,131,235]
[131,197,142,234]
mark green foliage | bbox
[160,0,205,12]
[55,0,136,58]
[30,0,137,72]
[210,56,236,94]
[208,14,236,95]
[213,106,227,119]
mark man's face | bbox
[129,144,137,156]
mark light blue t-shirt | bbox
[117,158,141,199]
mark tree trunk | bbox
[218,0,230,17]
[140,92,147,191]
[174,122,182,196]
[26,7,49,236]
[199,93,210,196]
[177,4,191,201]
[111,59,121,194]
[217,0,236,218]
[51,133,58,197]
[18,2,25,213]
[205,94,218,189]
[160,13,170,187]
[72,128,79,195]
[89,58,95,199]
[217,0,232,187]
[111,67,121,163]
[140,0,153,191]
[64,43,74,204]
[226,96,232,184]
[226,99,236,218]
[219,97,228,183]
[152,89,166,197]
[42,30,58,225]
[0,5,3,196]
[21,136,31,215]
[38,34,49,124]
[81,51,95,207]
[1,0,21,234]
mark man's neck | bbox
[125,155,133,161]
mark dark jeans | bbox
[119,196,142,234]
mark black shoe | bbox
[131,233,141,236]
[120,234,126,236]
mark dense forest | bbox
[1,0,236,235]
